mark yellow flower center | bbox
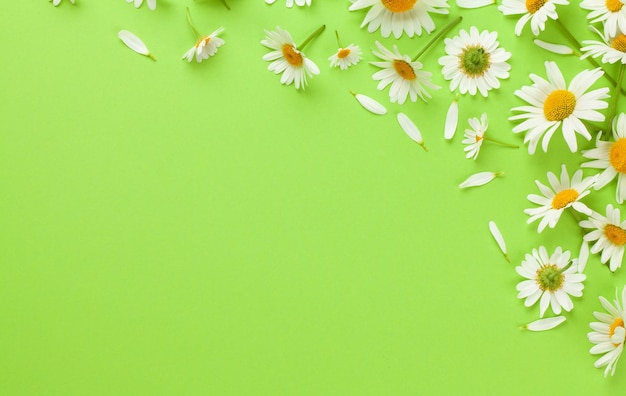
[543,90,576,121]
[526,0,546,13]
[536,264,564,292]
[607,0,624,12]
[610,138,626,173]
[282,44,303,67]
[551,188,579,210]
[611,34,626,52]
[475,135,483,143]
[382,0,417,12]
[337,48,351,59]
[393,59,416,81]
[195,36,210,48]
[605,224,626,246]
[610,318,625,346]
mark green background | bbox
[1,1,625,394]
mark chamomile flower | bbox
[581,0,626,38]
[510,61,609,154]
[516,246,585,318]
[498,0,569,36]
[588,286,626,377]
[265,0,311,6]
[51,0,74,5]
[349,0,450,39]
[127,0,156,10]
[462,113,487,160]
[582,113,626,203]
[261,26,323,90]
[329,44,362,70]
[438,27,511,96]
[525,164,597,233]
[183,27,225,63]
[370,41,439,104]
[581,27,626,64]
[580,204,626,272]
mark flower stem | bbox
[222,0,231,10]
[604,63,626,139]
[413,16,462,61]
[484,136,518,148]
[186,7,202,38]
[298,25,326,51]
[335,30,342,48]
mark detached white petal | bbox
[523,316,566,331]
[351,92,387,115]
[459,171,502,189]
[444,96,459,140]
[397,112,427,151]
[533,40,574,55]
[488,221,509,263]
[456,0,495,8]
[118,30,155,60]
[577,240,589,273]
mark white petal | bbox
[456,0,495,8]
[459,171,501,189]
[577,240,590,273]
[397,112,427,150]
[118,30,152,57]
[533,40,574,55]
[352,92,387,115]
[444,97,459,140]
[523,316,566,331]
[489,221,509,262]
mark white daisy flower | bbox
[581,0,626,38]
[462,113,488,159]
[524,164,597,233]
[509,61,609,154]
[498,0,569,36]
[261,26,322,90]
[581,27,626,64]
[329,44,362,70]
[588,286,626,377]
[580,204,626,272]
[582,114,626,203]
[438,27,511,97]
[266,0,311,7]
[183,27,225,63]
[349,0,449,39]
[127,0,156,10]
[370,41,439,104]
[51,0,74,5]
[516,246,585,318]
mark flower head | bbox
[588,285,626,377]
[516,246,585,318]
[370,41,439,104]
[329,44,362,70]
[525,164,597,232]
[462,113,488,159]
[581,0,626,38]
[266,0,311,6]
[580,204,626,272]
[126,0,156,10]
[51,0,75,5]
[438,27,511,96]
[349,0,450,38]
[581,27,626,64]
[510,61,609,154]
[498,0,569,36]
[183,27,225,63]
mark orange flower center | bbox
[605,224,626,246]
[610,138,626,173]
[551,188,579,210]
[610,318,625,346]
[611,34,626,52]
[607,0,624,12]
[393,59,416,81]
[282,44,303,67]
[475,135,483,143]
[382,0,417,12]
[195,36,210,48]
[526,0,546,13]
[337,48,351,59]
[543,90,576,121]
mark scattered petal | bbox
[578,240,590,273]
[489,221,510,263]
[444,96,459,140]
[350,92,387,115]
[456,0,495,8]
[118,30,155,60]
[523,316,566,331]
[533,39,574,55]
[459,171,502,189]
[397,112,427,151]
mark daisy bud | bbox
[350,91,387,115]
[522,316,566,331]
[488,221,510,263]
[444,96,459,140]
[459,171,502,189]
[397,112,427,151]
[456,0,495,8]
[118,30,155,60]
[533,39,574,55]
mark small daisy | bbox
[126,0,156,10]
[183,28,225,63]
[510,61,609,154]
[370,41,439,104]
[498,0,569,36]
[51,0,74,5]
[581,0,626,38]
[438,26,511,96]
[588,286,626,377]
[329,44,362,70]
[581,27,626,64]
[266,0,311,6]
[462,113,487,159]
[582,113,626,203]
[349,0,449,39]
[525,164,597,233]
[580,204,626,272]
[261,26,323,90]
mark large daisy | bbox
[516,246,585,318]
[524,164,597,233]
[438,27,511,96]
[261,26,320,90]
[582,113,626,203]
[509,61,609,154]
[588,286,626,377]
[581,0,626,38]
[581,27,626,64]
[370,41,439,104]
[498,0,569,36]
[349,0,450,38]
[580,204,626,272]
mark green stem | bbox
[604,63,626,140]
[222,0,230,10]
[335,30,342,48]
[147,53,157,61]
[413,16,462,61]
[186,7,202,38]
[484,136,518,148]
[298,25,326,51]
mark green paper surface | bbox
[1,1,625,394]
